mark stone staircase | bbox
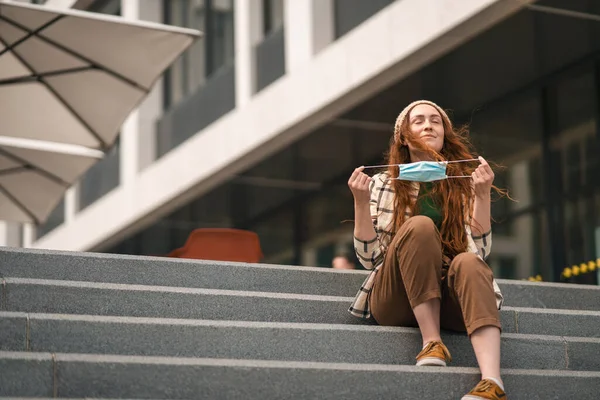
[1,247,599,399]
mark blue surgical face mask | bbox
[397,161,448,182]
[363,159,477,182]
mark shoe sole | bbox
[415,357,447,367]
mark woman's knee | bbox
[450,252,492,278]
[393,216,442,264]
[400,216,437,238]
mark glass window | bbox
[495,256,518,280]
[207,0,235,77]
[304,185,354,244]
[467,90,550,279]
[552,71,597,195]
[164,0,234,109]
[255,0,285,92]
[470,90,545,234]
[334,0,395,39]
[263,0,284,35]
[315,243,336,268]
[487,210,552,280]
[551,70,598,270]
[252,208,295,264]
[88,0,121,15]
[78,138,120,211]
[36,197,65,239]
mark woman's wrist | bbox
[474,191,491,201]
[354,198,370,208]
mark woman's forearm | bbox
[354,200,377,241]
[471,194,492,236]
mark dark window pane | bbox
[36,198,65,238]
[163,0,234,109]
[159,0,236,157]
[78,139,120,211]
[263,0,284,34]
[334,0,394,38]
[255,27,285,92]
[488,211,552,280]
[550,70,598,279]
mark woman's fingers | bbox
[477,167,486,181]
[359,173,371,187]
[478,156,494,177]
[348,167,364,184]
[349,167,371,189]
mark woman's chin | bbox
[423,140,443,152]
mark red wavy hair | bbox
[385,109,489,258]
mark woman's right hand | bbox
[348,166,371,206]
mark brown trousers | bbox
[370,216,501,336]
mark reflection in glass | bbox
[552,70,598,277]
[470,91,545,279]
[163,0,234,109]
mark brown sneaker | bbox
[415,340,452,366]
[462,379,507,399]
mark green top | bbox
[415,182,443,229]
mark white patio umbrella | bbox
[0,136,104,223]
[0,0,202,224]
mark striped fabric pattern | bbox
[348,172,504,320]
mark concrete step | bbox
[0,352,600,400]
[0,277,363,324]
[2,247,599,310]
[2,278,600,336]
[1,312,598,371]
[2,351,600,399]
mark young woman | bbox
[348,100,506,400]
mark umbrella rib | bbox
[0,14,64,58]
[0,148,70,187]
[0,183,40,225]
[0,65,96,86]
[0,35,108,150]
[0,14,149,93]
[0,166,30,176]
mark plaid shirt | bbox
[349,172,504,320]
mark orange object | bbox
[167,228,263,263]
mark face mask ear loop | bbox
[446,158,480,163]
[362,164,400,169]
[445,158,480,178]
[365,158,479,169]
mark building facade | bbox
[2,0,599,285]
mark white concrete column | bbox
[22,223,34,248]
[283,0,334,73]
[511,161,533,278]
[119,0,162,186]
[0,222,9,247]
[234,0,263,106]
[64,185,79,223]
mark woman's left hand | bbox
[472,156,494,199]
